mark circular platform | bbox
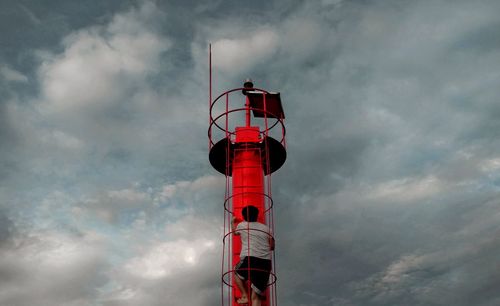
[209,136,287,176]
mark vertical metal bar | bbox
[245,96,251,127]
[209,44,212,150]
[263,93,268,138]
[226,94,229,141]
[224,93,232,306]
[223,174,227,306]
[209,44,212,111]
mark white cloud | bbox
[0,65,28,82]
[212,29,279,73]
[124,238,216,279]
[0,230,108,305]
[40,129,85,150]
[154,175,223,205]
[37,4,171,115]
[280,18,329,61]
[68,175,223,229]
[368,176,445,203]
[101,213,221,305]
[381,254,423,284]
[480,157,500,172]
[108,188,150,204]
[78,187,151,224]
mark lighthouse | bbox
[208,73,287,305]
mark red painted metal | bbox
[209,55,286,306]
[232,147,265,304]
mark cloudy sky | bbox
[1,0,500,305]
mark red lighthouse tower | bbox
[208,75,287,306]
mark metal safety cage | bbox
[208,87,287,177]
[208,82,287,306]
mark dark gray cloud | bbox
[1,0,500,305]
[0,210,14,246]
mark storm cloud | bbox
[1,0,500,305]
